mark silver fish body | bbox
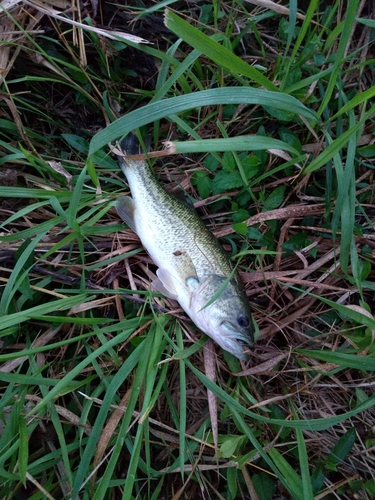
[116,133,254,360]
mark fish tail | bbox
[119,132,143,156]
[117,132,151,174]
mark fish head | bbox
[188,275,254,361]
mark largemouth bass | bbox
[115,133,254,360]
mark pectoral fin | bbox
[152,251,201,299]
[152,269,179,300]
[171,250,199,291]
[116,196,136,232]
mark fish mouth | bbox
[236,337,252,347]
[229,341,251,361]
[221,321,254,345]
[216,331,252,361]
[216,323,253,360]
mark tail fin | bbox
[118,132,141,156]
[117,132,151,173]
[118,132,151,156]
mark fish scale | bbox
[122,157,229,276]
[116,132,254,360]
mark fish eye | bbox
[237,314,250,328]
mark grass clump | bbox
[1,1,375,499]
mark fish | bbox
[115,132,254,360]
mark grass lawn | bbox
[1,1,375,499]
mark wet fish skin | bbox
[115,132,254,360]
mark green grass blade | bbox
[284,0,298,55]
[185,359,375,430]
[281,0,320,90]
[304,103,375,174]
[0,231,48,315]
[166,136,300,156]
[0,295,89,332]
[0,331,99,363]
[0,187,70,199]
[332,106,357,273]
[356,17,375,28]
[89,87,316,156]
[0,200,50,230]
[279,282,375,332]
[326,428,356,470]
[316,0,360,119]
[230,405,296,496]
[268,448,303,500]
[296,350,375,371]
[328,85,375,122]
[0,372,67,387]
[29,320,143,417]
[0,216,65,243]
[176,324,187,478]
[296,428,314,500]
[66,166,87,229]
[72,325,162,499]
[18,412,28,486]
[164,9,277,90]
